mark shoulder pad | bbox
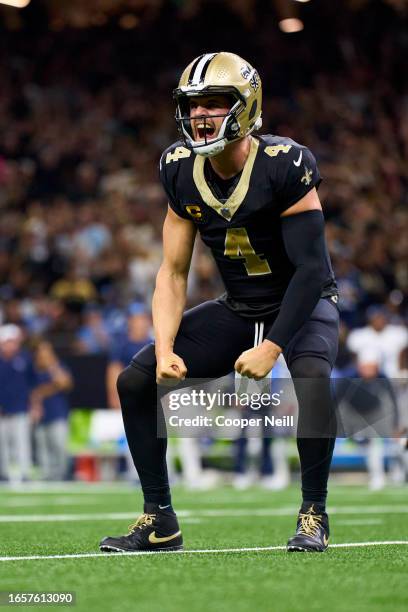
[160,141,192,171]
[159,141,193,219]
[259,134,307,163]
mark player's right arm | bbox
[153,205,196,385]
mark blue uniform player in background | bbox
[31,340,73,481]
[0,324,36,482]
[106,303,152,411]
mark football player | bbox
[100,52,339,554]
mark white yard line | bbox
[1,505,408,523]
[1,497,101,507]
[0,482,406,495]
[0,513,204,523]
[203,505,408,516]
[0,513,136,522]
[181,506,408,516]
[0,483,133,494]
[0,541,407,562]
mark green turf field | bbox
[0,483,407,612]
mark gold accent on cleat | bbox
[148,531,182,544]
[127,513,156,534]
[298,507,324,538]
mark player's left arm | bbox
[264,187,326,348]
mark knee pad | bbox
[117,365,155,402]
[290,356,331,379]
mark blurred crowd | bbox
[0,0,407,350]
[0,1,407,481]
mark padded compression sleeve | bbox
[266,210,330,349]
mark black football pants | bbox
[117,298,339,507]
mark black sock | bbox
[117,365,172,507]
[301,500,327,514]
[144,502,175,515]
[297,437,335,507]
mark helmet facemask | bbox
[174,89,245,157]
[174,52,263,157]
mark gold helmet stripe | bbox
[189,52,217,86]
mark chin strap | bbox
[191,117,262,158]
[193,139,227,157]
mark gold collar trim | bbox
[193,137,259,221]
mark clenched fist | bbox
[234,340,282,380]
[156,352,187,386]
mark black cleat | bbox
[100,505,183,553]
[287,504,329,552]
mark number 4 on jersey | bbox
[224,228,271,276]
[264,144,292,157]
[166,147,192,164]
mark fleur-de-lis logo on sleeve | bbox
[301,167,313,186]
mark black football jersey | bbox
[159,134,338,318]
